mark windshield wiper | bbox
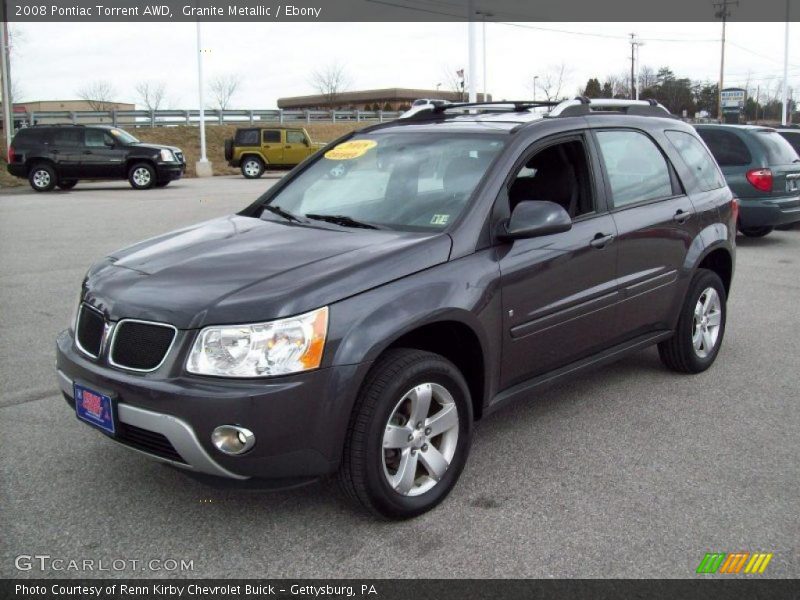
[262,205,304,223]
[304,214,382,230]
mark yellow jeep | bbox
[224,127,325,178]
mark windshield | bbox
[109,128,140,145]
[261,132,506,232]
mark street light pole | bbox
[195,21,212,176]
[533,76,539,102]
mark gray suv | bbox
[56,99,736,519]
[696,124,800,237]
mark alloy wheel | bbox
[132,167,152,187]
[692,287,722,358]
[32,169,51,188]
[243,160,262,177]
[382,383,459,497]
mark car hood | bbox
[130,142,182,154]
[83,215,452,329]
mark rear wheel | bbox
[241,157,264,179]
[339,349,472,519]
[740,226,773,238]
[658,269,726,374]
[128,162,156,190]
[57,179,78,190]
[28,163,57,192]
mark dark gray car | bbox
[56,99,736,519]
[696,124,800,237]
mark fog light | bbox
[211,425,255,455]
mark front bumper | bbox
[155,162,185,181]
[57,329,369,481]
[738,194,800,228]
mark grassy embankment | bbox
[0,122,367,187]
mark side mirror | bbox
[499,200,572,240]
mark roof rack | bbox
[32,123,85,127]
[399,100,560,121]
[547,97,674,118]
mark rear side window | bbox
[262,130,281,143]
[235,129,259,145]
[595,130,674,208]
[665,130,725,192]
[52,129,83,147]
[696,129,752,166]
[779,132,800,155]
[756,131,799,165]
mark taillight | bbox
[7,146,14,163]
[730,197,739,224]
[746,168,773,192]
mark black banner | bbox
[2,0,798,23]
[2,579,800,600]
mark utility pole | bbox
[195,21,212,177]
[756,84,760,124]
[781,0,790,125]
[533,75,539,102]
[477,11,493,102]
[714,0,738,122]
[0,1,13,149]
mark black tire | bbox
[658,269,727,374]
[155,180,170,188]
[740,226,773,238]
[240,156,265,179]
[28,162,57,192]
[57,179,78,190]
[128,162,156,190]
[338,348,473,520]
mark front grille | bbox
[110,320,176,371]
[116,423,185,463]
[76,305,105,357]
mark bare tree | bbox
[309,62,352,107]
[638,65,658,91]
[535,63,572,102]
[135,81,167,112]
[440,65,467,101]
[603,73,630,98]
[76,80,117,111]
[208,74,242,111]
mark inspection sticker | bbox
[431,214,450,226]
[324,139,377,160]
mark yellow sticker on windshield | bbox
[324,139,377,160]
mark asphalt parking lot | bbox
[0,176,798,579]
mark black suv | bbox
[56,99,736,519]
[6,124,186,191]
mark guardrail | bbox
[13,108,404,128]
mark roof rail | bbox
[399,100,560,121]
[548,97,674,118]
[32,123,85,127]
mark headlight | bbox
[159,149,175,162]
[186,307,328,377]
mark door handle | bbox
[51,149,59,154]
[285,145,291,148]
[83,150,92,155]
[590,233,615,249]
[673,209,692,224]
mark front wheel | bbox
[658,269,727,374]
[339,349,473,519]
[740,226,773,238]
[128,163,156,190]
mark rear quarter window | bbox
[234,129,260,145]
[665,130,725,192]
[696,129,752,166]
[757,131,799,165]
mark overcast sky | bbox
[8,21,799,109]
